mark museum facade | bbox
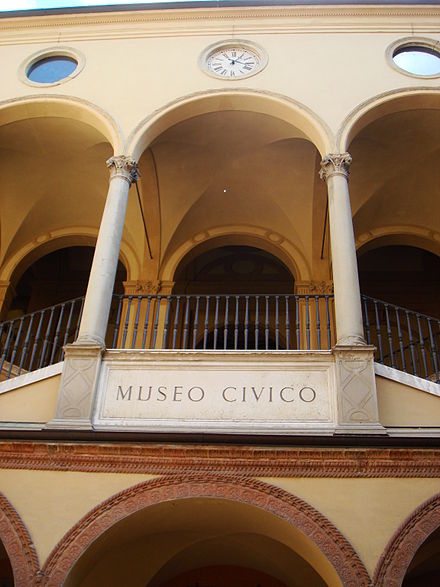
[0,1,440,585]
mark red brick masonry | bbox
[0,443,439,586]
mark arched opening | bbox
[358,243,440,380]
[133,93,329,286]
[170,244,294,350]
[374,494,440,587]
[0,539,13,587]
[358,244,440,318]
[159,565,288,587]
[63,499,332,586]
[342,94,440,380]
[0,246,127,379]
[173,245,294,295]
[402,526,440,587]
[45,477,367,587]
[7,246,127,319]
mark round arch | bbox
[126,89,334,159]
[337,87,440,151]
[0,492,39,587]
[374,493,440,587]
[160,226,311,284]
[0,229,140,285]
[0,94,123,154]
[355,226,440,258]
[40,475,370,587]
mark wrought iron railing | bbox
[109,293,334,352]
[2,292,439,385]
[362,295,440,384]
[0,297,84,381]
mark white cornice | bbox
[0,6,439,45]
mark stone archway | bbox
[39,475,371,587]
[0,492,39,586]
[374,493,440,587]
[127,89,333,159]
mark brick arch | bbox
[0,492,40,586]
[39,475,370,587]
[374,493,440,587]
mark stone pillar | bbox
[48,156,139,429]
[77,156,140,346]
[320,155,385,434]
[319,153,365,346]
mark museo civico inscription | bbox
[100,367,332,423]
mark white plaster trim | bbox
[0,362,63,395]
[385,426,440,438]
[375,362,440,397]
[0,7,439,45]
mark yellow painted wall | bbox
[377,375,440,426]
[0,467,439,576]
[269,477,440,577]
[0,468,157,565]
[0,8,438,145]
[0,374,60,422]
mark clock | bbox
[200,41,267,80]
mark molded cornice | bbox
[1,442,440,477]
[0,5,439,45]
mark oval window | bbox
[392,45,440,76]
[27,55,78,84]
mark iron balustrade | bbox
[0,297,84,381]
[362,295,440,384]
[109,293,334,352]
[2,292,439,386]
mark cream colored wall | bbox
[0,374,60,422]
[0,8,439,150]
[377,375,440,426]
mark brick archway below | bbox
[40,475,371,587]
[374,493,440,587]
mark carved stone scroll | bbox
[319,153,352,181]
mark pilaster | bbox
[47,343,103,429]
[333,345,386,434]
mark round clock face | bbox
[206,46,261,79]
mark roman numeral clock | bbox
[199,40,268,80]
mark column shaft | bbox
[321,154,365,345]
[77,156,139,346]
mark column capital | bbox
[106,155,140,184]
[319,153,352,182]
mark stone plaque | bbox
[94,352,336,434]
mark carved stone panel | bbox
[334,345,385,433]
[47,344,103,429]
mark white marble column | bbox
[320,153,365,346]
[76,155,139,347]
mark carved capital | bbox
[123,280,163,295]
[106,155,140,184]
[295,281,334,295]
[319,153,352,182]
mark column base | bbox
[46,418,94,431]
[333,344,385,432]
[336,335,366,346]
[46,343,103,430]
[334,423,387,436]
